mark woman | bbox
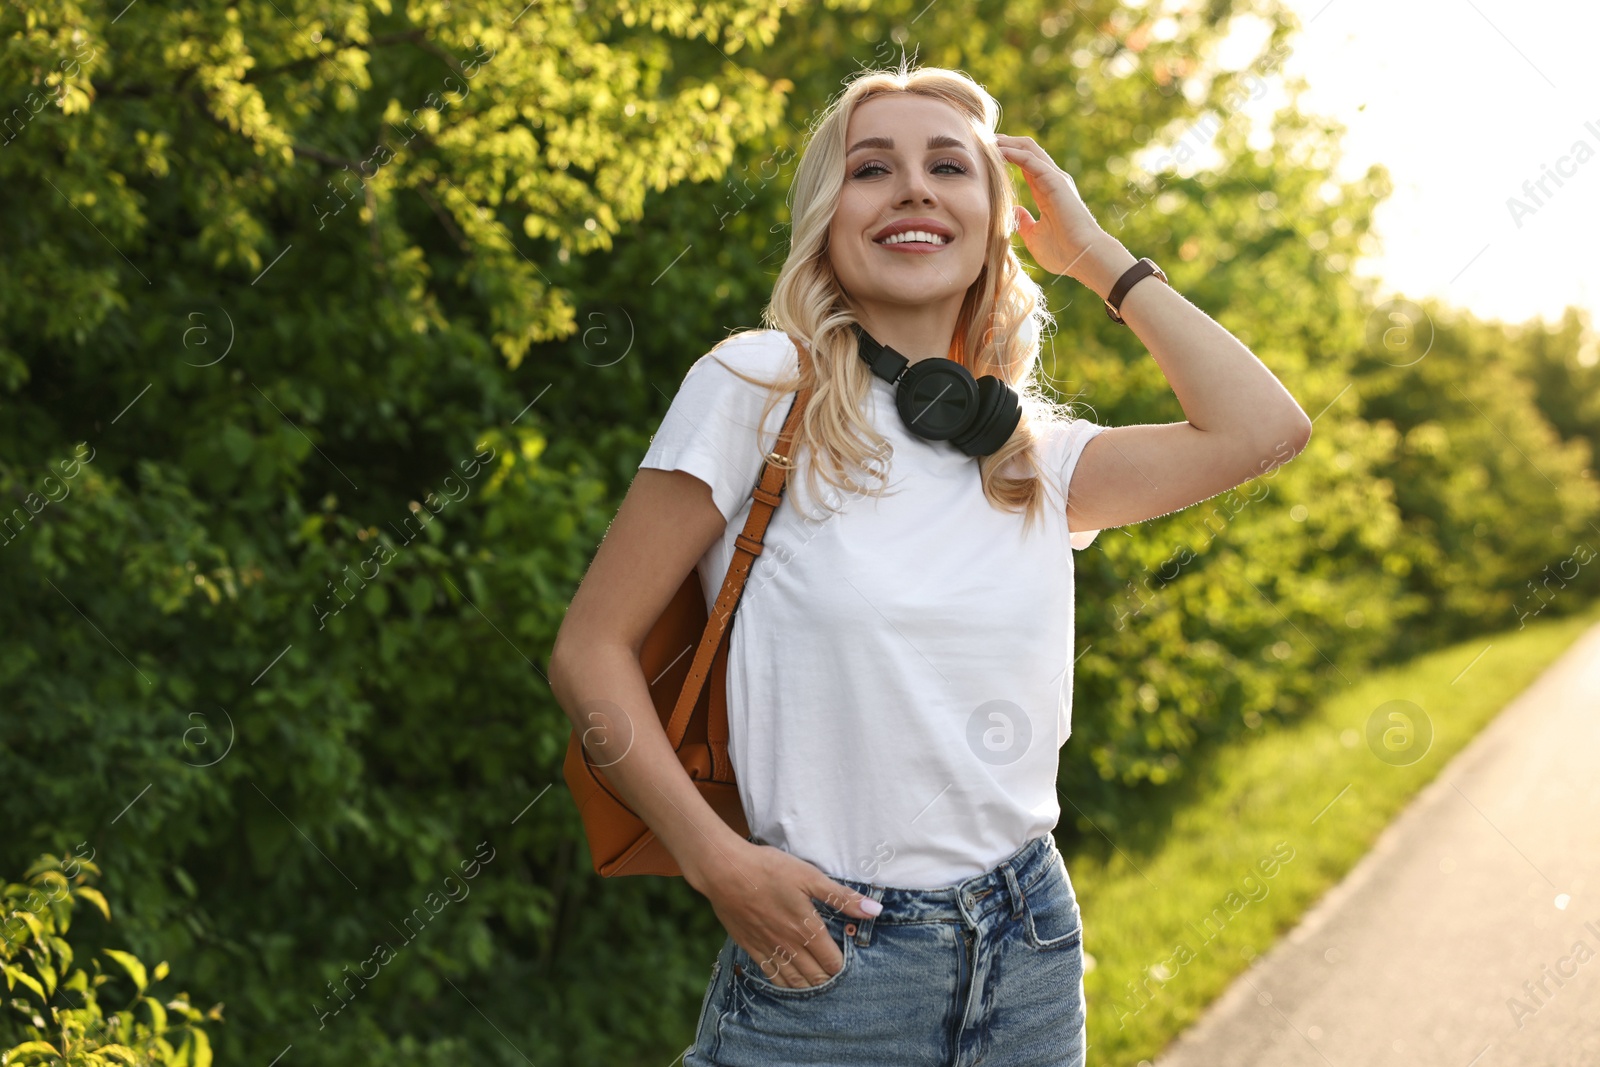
[549,63,1311,1066]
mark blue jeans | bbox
[683,833,1087,1066]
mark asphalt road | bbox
[1150,620,1600,1067]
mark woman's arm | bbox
[996,133,1313,535]
[1063,233,1313,535]
[549,468,749,893]
[552,466,886,986]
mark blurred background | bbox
[3,1,1597,1065]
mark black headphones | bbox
[853,323,1022,457]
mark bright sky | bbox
[1142,0,1600,336]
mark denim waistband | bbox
[751,833,1064,928]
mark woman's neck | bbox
[853,301,963,366]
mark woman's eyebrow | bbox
[846,133,973,155]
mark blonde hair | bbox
[708,61,1092,537]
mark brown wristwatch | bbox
[1104,257,1168,324]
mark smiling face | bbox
[827,93,993,329]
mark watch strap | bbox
[1104,257,1168,324]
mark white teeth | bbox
[877,230,951,246]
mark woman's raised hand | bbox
[997,132,1107,280]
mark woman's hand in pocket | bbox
[695,839,881,988]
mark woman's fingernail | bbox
[860,898,882,916]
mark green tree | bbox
[2,853,222,1067]
[2,0,798,1062]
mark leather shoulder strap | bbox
[663,334,815,746]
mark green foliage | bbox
[1074,602,1600,1065]
[1,0,1597,1064]
[1,854,222,1067]
[1348,302,1599,640]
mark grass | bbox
[1066,598,1600,1066]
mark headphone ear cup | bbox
[896,358,979,441]
[952,376,1022,457]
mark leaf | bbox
[192,1028,213,1067]
[35,958,56,998]
[72,886,110,922]
[98,1045,140,1064]
[142,995,168,1033]
[296,514,325,543]
[9,966,45,1001]
[175,1027,212,1067]
[4,1040,61,1062]
[220,423,254,466]
[405,575,434,614]
[15,910,44,944]
[166,995,202,1022]
[102,949,147,995]
[32,871,69,892]
[48,936,74,972]
[152,960,169,982]
[22,857,61,880]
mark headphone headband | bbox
[855,326,911,385]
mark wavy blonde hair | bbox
[707,61,1091,537]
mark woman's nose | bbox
[895,169,935,206]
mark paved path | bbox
[1151,620,1600,1067]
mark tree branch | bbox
[292,144,364,170]
[414,184,469,252]
[96,64,201,99]
[405,36,467,78]
[242,30,427,83]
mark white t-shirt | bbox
[639,328,1108,888]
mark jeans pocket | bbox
[1022,857,1083,951]
[731,909,854,999]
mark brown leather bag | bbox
[562,333,816,877]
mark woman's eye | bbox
[850,159,969,179]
